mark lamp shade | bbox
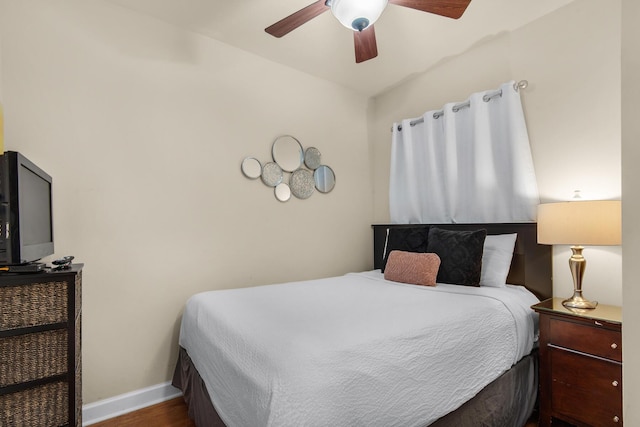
[331,0,388,31]
[537,200,621,246]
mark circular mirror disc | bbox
[275,183,291,202]
[304,147,322,170]
[314,165,336,193]
[290,169,315,199]
[272,135,304,172]
[261,162,283,187]
[241,157,262,179]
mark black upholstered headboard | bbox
[372,223,552,301]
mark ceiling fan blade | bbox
[265,1,330,38]
[354,25,378,64]
[388,0,472,19]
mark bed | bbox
[172,223,552,427]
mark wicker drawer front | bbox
[0,282,68,330]
[0,330,68,387]
[0,381,69,427]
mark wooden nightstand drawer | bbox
[532,298,623,427]
[550,347,622,425]
[549,317,621,362]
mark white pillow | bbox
[480,233,517,287]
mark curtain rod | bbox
[393,80,529,132]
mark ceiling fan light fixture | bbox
[331,0,388,31]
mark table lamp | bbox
[537,200,622,309]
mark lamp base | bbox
[562,293,598,310]
[563,246,598,310]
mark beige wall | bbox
[370,0,622,306]
[622,0,639,423]
[0,0,372,403]
[1,0,632,414]
[0,31,3,102]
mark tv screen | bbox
[20,162,54,252]
[0,151,54,265]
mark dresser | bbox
[533,298,622,426]
[0,265,83,427]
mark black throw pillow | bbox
[381,227,430,272]
[426,227,487,286]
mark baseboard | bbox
[82,381,182,426]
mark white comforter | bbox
[179,270,539,427]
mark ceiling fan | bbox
[265,0,472,63]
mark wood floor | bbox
[91,397,540,426]
[91,398,195,427]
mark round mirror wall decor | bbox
[275,183,291,202]
[304,147,322,170]
[240,135,335,201]
[241,157,262,179]
[272,135,304,172]
[290,169,315,199]
[261,162,283,187]
[314,165,336,193]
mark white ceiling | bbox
[106,0,575,96]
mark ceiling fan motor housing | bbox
[331,0,388,31]
[351,17,369,31]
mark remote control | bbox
[52,255,74,265]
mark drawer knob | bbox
[612,380,619,387]
[611,343,618,349]
[613,415,620,423]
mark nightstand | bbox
[532,298,622,426]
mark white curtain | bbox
[389,81,539,224]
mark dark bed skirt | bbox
[172,348,226,427]
[430,349,538,427]
[172,346,538,427]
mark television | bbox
[0,151,54,265]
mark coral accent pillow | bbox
[383,251,441,287]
